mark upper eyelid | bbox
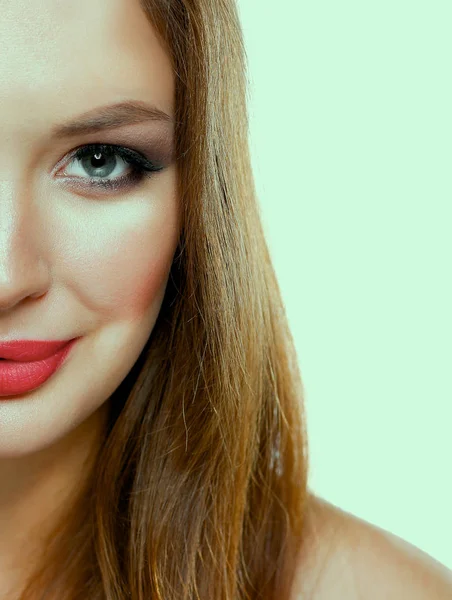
[56,142,132,165]
[71,144,142,167]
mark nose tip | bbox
[30,290,47,300]
[0,268,50,312]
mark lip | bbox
[0,338,80,398]
[0,340,74,362]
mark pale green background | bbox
[238,0,451,569]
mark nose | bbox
[0,184,51,312]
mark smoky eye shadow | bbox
[101,125,176,167]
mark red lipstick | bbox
[0,338,79,398]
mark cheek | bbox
[95,233,173,319]
[57,199,179,321]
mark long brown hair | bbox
[20,1,310,598]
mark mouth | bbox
[0,339,77,362]
[0,338,80,397]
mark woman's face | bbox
[0,0,179,456]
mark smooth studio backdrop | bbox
[238,0,451,569]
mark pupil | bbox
[92,152,106,167]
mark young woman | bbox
[0,1,450,598]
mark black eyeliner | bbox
[73,143,164,173]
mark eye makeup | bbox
[51,124,176,196]
[57,143,165,193]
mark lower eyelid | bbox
[56,162,158,196]
[57,174,141,197]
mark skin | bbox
[290,494,452,599]
[0,0,179,594]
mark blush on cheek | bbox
[102,243,175,320]
[125,261,171,319]
[103,208,179,316]
[63,193,180,322]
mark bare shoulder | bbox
[290,493,452,599]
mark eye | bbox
[57,143,164,193]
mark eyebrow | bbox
[51,100,174,138]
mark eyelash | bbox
[60,143,164,193]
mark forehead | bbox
[0,0,174,124]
